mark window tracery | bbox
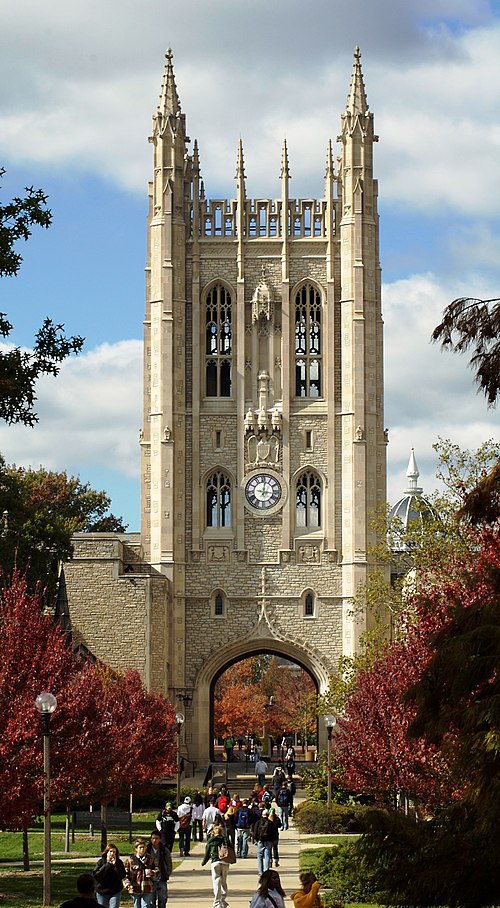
[205,283,232,397]
[294,283,322,397]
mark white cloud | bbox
[2,1,500,212]
[383,272,500,504]
[0,340,142,480]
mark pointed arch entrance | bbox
[189,636,330,764]
[211,651,318,762]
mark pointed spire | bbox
[404,449,423,495]
[235,138,246,194]
[325,139,334,178]
[157,48,182,119]
[280,139,290,180]
[345,46,369,116]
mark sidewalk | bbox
[168,821,302,906]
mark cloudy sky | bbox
[0,0,499,529]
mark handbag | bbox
[218,839,237,864]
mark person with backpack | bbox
[201,822,233,908]
[253,808,272,876]
[216,784,231,815]
[276,782,292,830]
[235,798,252,858]
[176,796,193,857]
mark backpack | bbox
[236,807,250,829]
[217,795,230,813]
[261,789,272,805]
[179,810,191,828]
[258,817,269,840]
[278,788,289,807]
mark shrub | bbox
[315,841,381,903]
[293,800,366,834]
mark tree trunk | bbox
[100,801,108,851]
[22,826,29,871]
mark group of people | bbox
[60,760,319,908]
[60,867,323,908]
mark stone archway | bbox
[187,635,331,765]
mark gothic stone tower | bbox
[141,48,386,761]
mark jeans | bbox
[96,894,122,908]
[210,860,229,908]
[178,826,191,855]
[279,804,289,829]
[192,818,203,841]
[257,840,272,875]
[132,895,152,908]
[152,880,168,908]
[236,828,249,857]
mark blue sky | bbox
[0,0,499,529]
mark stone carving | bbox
[247,434,280,465]
[252,268,274,322]
[298,544,320,564]
[355,425,364,441]
[163,425,172,442]
[207,544,230,562]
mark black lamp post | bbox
[35,692,57,906]
[324,714,336,809]
[175,712,185,805]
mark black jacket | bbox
[93,856,126,896]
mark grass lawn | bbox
[301,834,360,845]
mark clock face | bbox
[245,472,283,511]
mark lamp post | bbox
[36,692,57,906]
[324,714,336,809]
[175,712,185,806]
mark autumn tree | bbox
[0,168,84,425]
[0,571,177,856]
[354,523,500,908]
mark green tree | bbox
[0,168,83,425]
[0,458,126,603]
[432,295,500,406]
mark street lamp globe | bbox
[36,692,58,716]
[175,711,185,728]
[324,714,336,732]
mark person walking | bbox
[93,843,126,908]
[249,868,286,908]
[155,802,178,852]
[201,822,232,908]
[176,796,193,856]
[267,807,281,868]
[276,781,292,831]
[253,808,272,876]
[255,755,268,789]
[191,792,205,842]
[235,798,252,858]
[123,839,158,908]
[146,831,172,908]
[202,795,223,837]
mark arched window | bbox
[206,471,232,528]
[205,283,232,397]
[296,471,322,529]
[304,591,315,617]
[214,593,224,616]
[294,283,322,397]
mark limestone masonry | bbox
[60,48,387,763]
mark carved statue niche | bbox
[252,271,274,323]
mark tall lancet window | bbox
[205,283,232,397]
[294,283,322,397]
[296,471,322,529]
[206,471,232,528]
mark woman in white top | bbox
[250,869,286,908]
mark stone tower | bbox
[138,47,386,760]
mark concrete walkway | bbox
[168,821,302,906]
